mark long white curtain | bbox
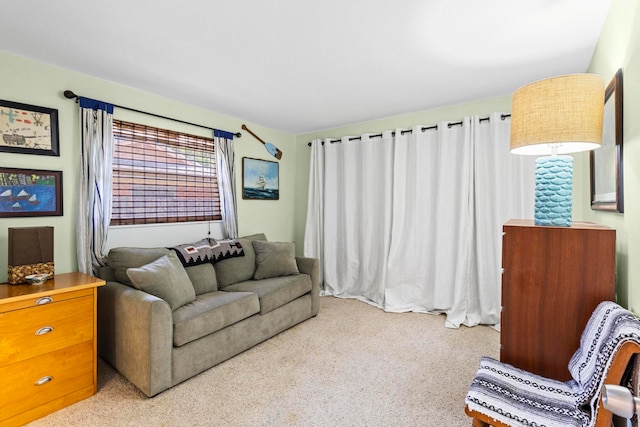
[470,114,535,326]
[77,97,114,274]
[319,132,395,306]
[215,131,238,239]
[386,120,474,326]
[304,113,535,328]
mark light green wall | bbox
[293,96,513,255]
[579,0,640,311]
[0,51,297,283]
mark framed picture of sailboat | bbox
[242,157,279,200]
[0,167,63,217]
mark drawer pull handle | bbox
[35,326,54,336]
[35,296,53,305]
[35,376,53,386]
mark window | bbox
[111,120,222,225]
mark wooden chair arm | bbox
[595,340,640,427]
[464,405,512,427]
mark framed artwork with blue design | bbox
[0,167,63,217]
[0,100,60,156]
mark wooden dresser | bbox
[500,219,616,382]
[0,272,105,426]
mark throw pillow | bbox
[126,252,196,311]
[252,241,299,280]
[108,247,171,286]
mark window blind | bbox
[111,120,222,225]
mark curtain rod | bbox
[306,114,511,146]
[63,90,241,138]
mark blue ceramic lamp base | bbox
[534,155,573,227]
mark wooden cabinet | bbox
[500,219,616,382]
[0,272,105,426]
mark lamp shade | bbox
[510,74,605,155]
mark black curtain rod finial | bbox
[63,90,78,99]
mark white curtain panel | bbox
[321,133,394,307]
[304,114,535,328]
[304,139,325,284]
[77,98,114,274]
[215,133,238,239]
[470,113,535,326]
[386,120,474,326]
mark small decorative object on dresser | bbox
[24,273,50,285]
[0,272,105,426]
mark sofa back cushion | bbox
[214,233,266,288]
[108,247,171,286]
[184,263,218,294]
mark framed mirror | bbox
[590,68,623,212]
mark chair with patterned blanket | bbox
[465,301,640,427]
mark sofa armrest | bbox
[296,256,320,316]
[98,281,173,397]
[96,265,117,282]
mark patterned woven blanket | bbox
[170,238,244,267]
[465,301,640,427]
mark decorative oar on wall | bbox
[241,124,283,160]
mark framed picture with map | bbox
[0,100,60,156]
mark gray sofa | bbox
[96,233,319,397]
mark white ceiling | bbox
[0,0,612,135]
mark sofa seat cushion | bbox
[172,291,260,347]
[224,274,312,315]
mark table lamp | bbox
[510,74,604,226]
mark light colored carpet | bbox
[28,296,499,427]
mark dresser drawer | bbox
[0,341,94,423]
[0,288,94,313]
[0,295,93,365]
